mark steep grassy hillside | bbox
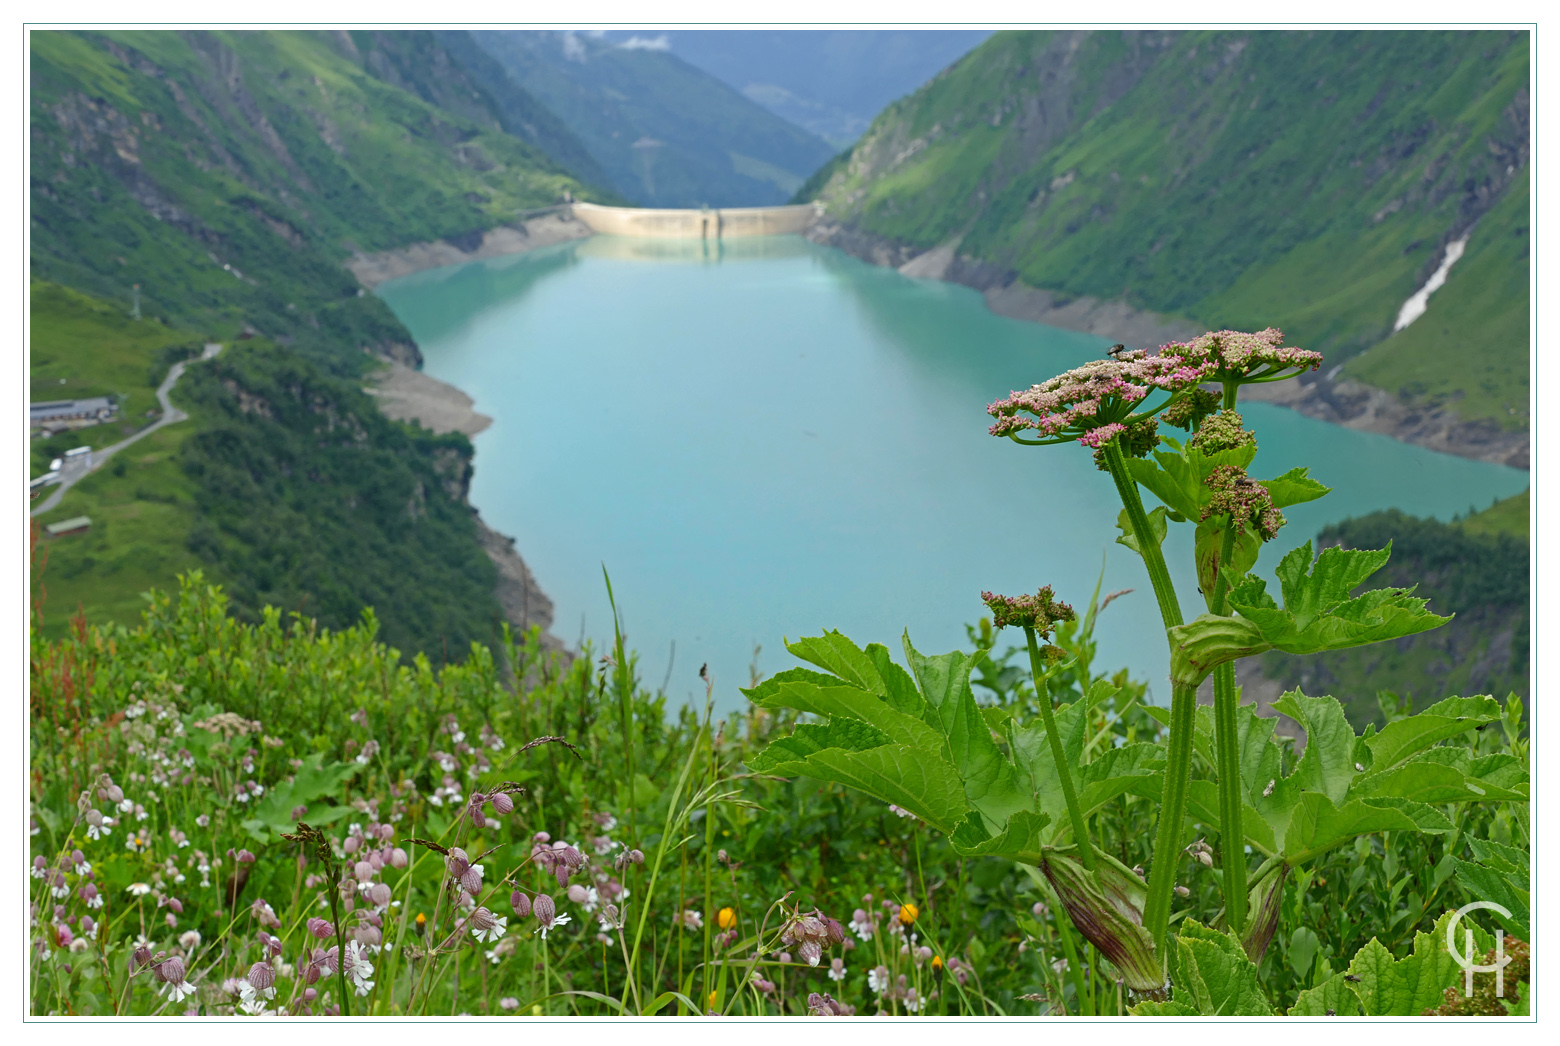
[30,29,601,377]
[336,29,613,191]
[31,291,505,656]
[29,280,206,473]
[1258,508,1528,726]
[472,30,836,206]
[807,30,1529,429]
[27,30,583,657]
[1457,488,1528,541]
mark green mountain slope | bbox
[1258,508,1528,726]
[28,29,599,656]
[30,282,506,659]
[806,30,1529,430]
[30,29,603,376]
[330,28,612,191]
[472,30,837,206]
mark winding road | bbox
[30,342,223,519]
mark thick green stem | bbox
[1101,440,1183,630]
[1142,682,1197,953]
[1211,661,1247,934]
[1024,628,1094,871]
[1209,380,1248,934]
[1100,437,1188,963]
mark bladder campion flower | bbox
[153,956,198,1002]
[467,906,507,943]
[532,894,571,938]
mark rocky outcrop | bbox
[365,360,561,647]
[345,212,591,289]
[1240,371,1529,469]
[474,519,558,646]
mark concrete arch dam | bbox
[571,201,820,240]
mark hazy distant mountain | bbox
[472,30,836,207]
[600,30,992,147]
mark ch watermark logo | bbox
[1446,901,1514,998]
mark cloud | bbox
[560,32,587,63]
[617,35,670,52]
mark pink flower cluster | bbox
[1203,465,1286,541]
[987,352,1213,442]
[1160,328,1322,382]
[980,586,1076,634]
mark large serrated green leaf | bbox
[1287,972,1362,1016]
[948,809,1052,864]
[746,719,891,774]
[1184,779,1278,856]
[1363,694,1502,769]
[739,666,848,706]
[1345,917,1465,1016]
[1166,919,1274,1015]
[1348,760,1500,805]
[1270,691,1359,804]
[760,679,945,753]
[1013,698,1088,828]
[784,631,885,694]
[902,633,1031,827]
[792,745,970,834]
[1260,466,1332,509]
[1077,742,1165,816]
[1282,794,1452,859]
[1225,542,1451,657]
[863,642,930,721]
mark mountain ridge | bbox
[800,29,1530,458]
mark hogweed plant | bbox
[748,329,1530,1014]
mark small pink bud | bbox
[389,848,408,869]
[166,897,184,914]
[354,861,374,882]
[567,884,588,904]
[492,793,514,815]
[342,836,360,855]
[290,805,308,821]
[377,824,395,842]
[307,917,335,939]
[533,894,556,926]
[368,882,392,907]
[248,961,275,991]
[512,891,531,918]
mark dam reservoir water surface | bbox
[378,235,1528,709]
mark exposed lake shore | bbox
[364,359,560,651]
[805,216,1530,471]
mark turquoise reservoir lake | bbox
[379,235,1528,708]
